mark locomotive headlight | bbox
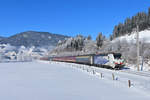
[120,62,123,65]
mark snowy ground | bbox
[0,61,150,100]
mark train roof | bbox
[95,52,121,55]
[49,52,122,58]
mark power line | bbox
[136,25,140,71]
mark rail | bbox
[119,70,150,77]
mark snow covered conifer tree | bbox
[87,35,92,40]
[96,32,103,48]
[148,7,150,27]
[148,7,150,17]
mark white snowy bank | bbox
[113,29,150,43]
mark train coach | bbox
[48,53,124,69]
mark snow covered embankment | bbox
[48,61,150,96]
[113,29,150,43]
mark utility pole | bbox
[136,25,140,71]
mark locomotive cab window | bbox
[113,53,121,59]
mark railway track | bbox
[120,70,150,77]
[50,60,150,78]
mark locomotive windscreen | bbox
[114,53,121,59]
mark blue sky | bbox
[0,0,150,39]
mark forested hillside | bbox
[111,7,150,40]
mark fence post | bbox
[128,80,131,88]
[101,73,103,78]
[93,70,95,75]
[87,68,89,72]
[112,73,115,80]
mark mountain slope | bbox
[0,36,5,40]
[0,31,69,47]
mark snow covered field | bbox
[0,61,150,100]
